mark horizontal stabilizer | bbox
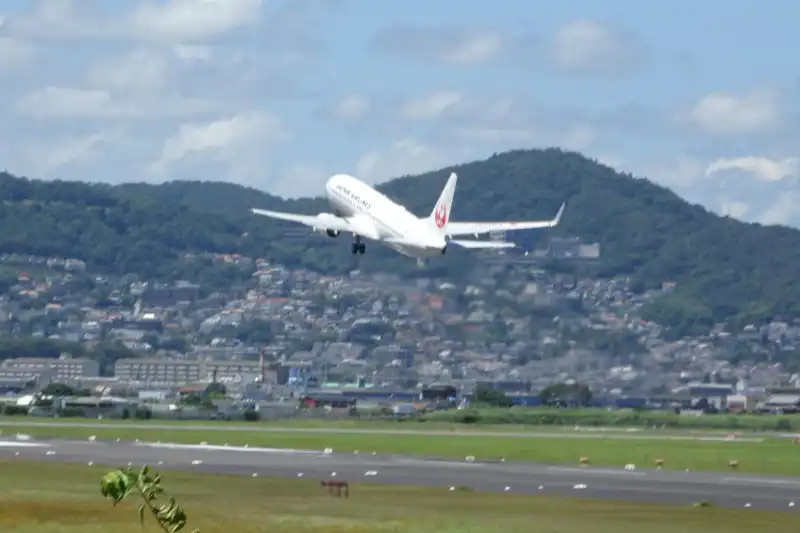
[449,240,516,249]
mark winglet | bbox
[550,202,566,227]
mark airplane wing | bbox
[251,208,355,235]
[448,240,515,249]
[445,202,566,237]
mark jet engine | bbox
[326,229,340,238]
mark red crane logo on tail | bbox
[434,203,448,228]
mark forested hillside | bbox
[2,147,800,330]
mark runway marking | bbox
[546,466,646,477]
[0,441,50,448]
[391,458,485,468]
[134,442,320,455]
[722,477,800,487]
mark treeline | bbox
[4,147,800,331]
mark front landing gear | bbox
[351,236,366,255]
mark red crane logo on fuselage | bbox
[434,203,448,228]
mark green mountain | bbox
[2,148,800,333]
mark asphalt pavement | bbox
[1,436,798,511]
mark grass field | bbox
[3,409,797,434]
[0,416,766,435]
[4,404,799,432]
[424,408,799,432]
[1,460,796,533]
[2,422,798,476]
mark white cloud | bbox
[15,87,115,118]
[685,89,780,135]
[20,132,110,177]
[632,155,706,188]
[721,199,750,219]
[549,20,639,76]
[150,112,291,179]
[759,194,798,226]
[0,37,35,71]
[14,86,218,119]
[370,25,505,66]
[2,0,264,42]
[560,125,598,152]
[400,91,464,120]
[172,44,215,63]
[274,163,330,198]
[439,31,504,66]
[395,91,604,154]
[86,48,170,92]
[130,0,264,42]
[355,138,473,184]
[331,96,371,120]
[706,156,799,182]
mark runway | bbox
[1,436,798,511]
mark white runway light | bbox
[573,484,587,490]
[465,456,475,463]
[324,448,333,455]
[504,486,511,491]
[45,451,55,456]
[624,464,635,471]
[252,473,258,477]
[365,470,377,476]
[744,502,751,508]
[297,473,303,477]
[191,460,203,465]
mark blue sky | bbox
[1,0,799,225]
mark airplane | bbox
[251,172,565,259]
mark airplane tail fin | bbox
[426,172,457,235]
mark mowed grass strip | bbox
[5,424,797,475]
[0,417,758,437]
[0,460,796,533]
[2,417,575,433]
[4,407,797,432]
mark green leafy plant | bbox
[100,464,199,533]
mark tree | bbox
[41,382,76,396]
[203,382,227,398]
[6,146,800,329]
[539,382,593,406]
[474,385,513,407]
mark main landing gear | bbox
[351,236,366,255]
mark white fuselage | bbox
[324,174,446,258]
